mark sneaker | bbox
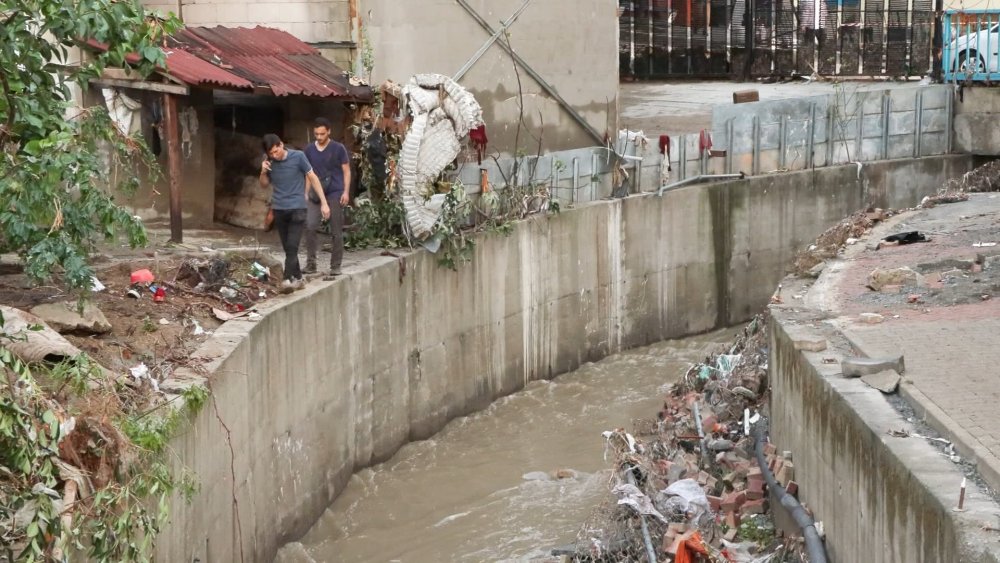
[293,276,305,289]
[281,279,294,288]
[302,263,317,274]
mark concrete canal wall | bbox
[156,154,973,562]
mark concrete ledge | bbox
[770,299,1000,563]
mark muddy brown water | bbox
[275,329,737,563]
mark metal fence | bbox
[620,0,936,79]
[943,10,1000,83]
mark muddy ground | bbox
[0,247,287,381]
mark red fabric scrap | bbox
[469,125,488,165]
[659,134,672,171]
[698,129,713,156]
[675,531,709,563]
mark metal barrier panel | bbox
[943,10,1000,83]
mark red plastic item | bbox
[130,269,155,284]
[153,286,166,303]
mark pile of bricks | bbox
[622,314,810,560]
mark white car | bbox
[950,23,1000,74]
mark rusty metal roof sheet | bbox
[164,26,371,100]
[164,48,252,90]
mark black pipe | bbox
[752,422,828,563]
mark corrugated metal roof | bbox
[163,26,371,100]
[164,48,252,90]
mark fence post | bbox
[679,134,687,180]
[946,87,954,153]
[726,119,734,174]
[808,103,817,169]
[752,116,760,175]
[779,114,788,169]
[591,153,600,199]
[858,0,867,74]
[826,103,835,166]
[572,157,580,202]
[629,1,636,76]
[855,92,864,160]
[648,0,654,77]
[667,0,674,74]
[835,0,843,74]
[881,94,891,160]
[913,90,923,158]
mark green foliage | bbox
[345,196,408,250]
[0,0,181,292]
[738,514,776,546]
[0,315,205,561]
[431,183,476,270]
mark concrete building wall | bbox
[143,0,351,43]
[362,0,618,153]
[155,154,972,563]
[91,87,217,225]
[141,0,619,155]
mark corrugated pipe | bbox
[752,422,828,563]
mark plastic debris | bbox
[612,483,668,523]
[129,269,155,284]
[90,277,105,292]
[658,478,711,522]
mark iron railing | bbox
[620,0,936,78]
[943,10,1000,83]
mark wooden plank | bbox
[163,93,183,243]
[91,77,189,96]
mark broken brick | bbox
[740,498,767,515]
[721,490,746,512]
[777,462,795,486]
[785,480,799,496]
[724,510,741,530]
[746,477,765,500]
[708,495,723,512]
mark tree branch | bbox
[0,69,16,148]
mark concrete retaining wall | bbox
[156,154,973,563]
[769,309,1000,563]
[954,87,1000,156]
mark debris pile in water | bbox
[559,314,824,563]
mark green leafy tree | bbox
[0,0,180,291]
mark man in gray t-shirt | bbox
[259,133,329,286]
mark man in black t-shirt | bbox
[304,117,351,277]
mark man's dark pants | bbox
[273,208,306,280]
[305,196,344,273]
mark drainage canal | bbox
[275,329,737,562]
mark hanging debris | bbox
[397,74,484,241]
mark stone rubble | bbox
[567,315,819,562]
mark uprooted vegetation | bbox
[0,309,207,562]
[0,249,299,561]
